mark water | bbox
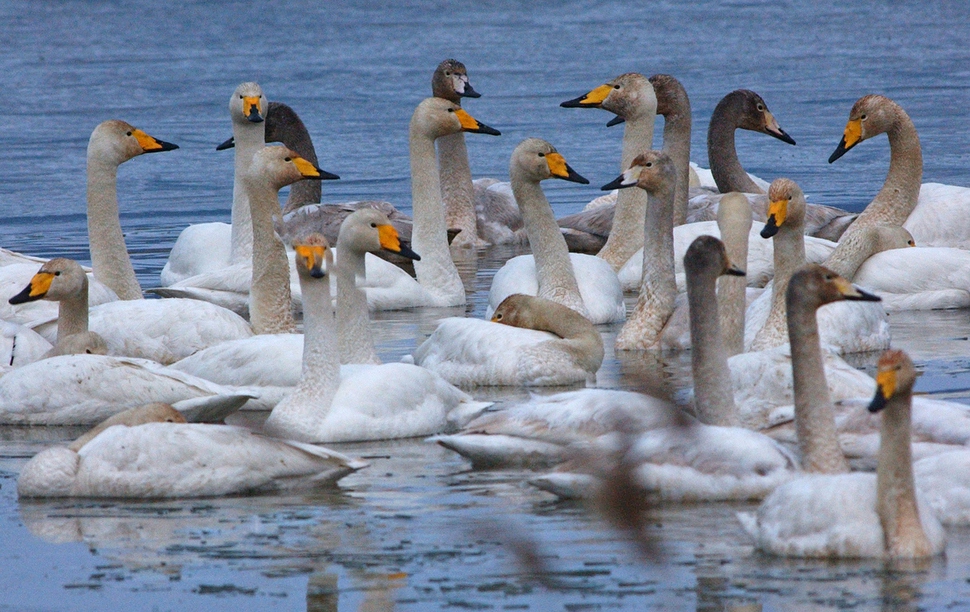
[2,0,970,609]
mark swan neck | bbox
[229,121,265,264]
[527,304,604,372]
[823,230,874,280]
[336,248,380,365]
[751,224,806,351]
[57,278,89,341]
[717,210,751,357]
[688,266,739,426]
[849,116,922,233]
[409,125,465,304]
[247,180,296,334]
[597,117,653,270]
[708,106,764,194]
[787,295,850,473]
[86,157,142,300]
[661,109,692,226]
[437,133,479,246]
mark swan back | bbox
[68,403,186,452]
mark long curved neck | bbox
[661,104,692,226]
[410,127,465,305]
[708,105,764,194]
[86,156,142,300]
[687,268,739,427]
[266,271,341,439]
[716,201,751,357]
[247,179,296,334]
[846,115,922,234]
[787,294,850,473]
[336,246,380,365]
[511,171,588,318]
[230,121,266,264]
[750,222,806,351]
[616,181,676,349]
[57,279,89,341]
[822,229,876,280]
[597,115,654,270]
[519,303,604,373]
[877,389,933,558]
[438,133,479,246]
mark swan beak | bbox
[454,109,501,135]
[606,115,626,127]
[8,271,54,305]
[292,156,340,181]
[868,369,897,413]
[834,277,882,302]
[560,84,612,108]
[133,129,179,154]
[726,263,746,277]
[294,244,328,278]
[601,166,639,191]
[546,153,589,184]
[243,96,265,123]
[760,199,789,238]
[828,119,863,163]
[378,225,421,261]
[215,136,235,151]
[459,81,481,99]
[763,112,796,145]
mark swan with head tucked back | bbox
[233,232,487,442]
[485,138,625,324]
[737,349,946,559]
[23,119,253,364]
[527,236,798,502]
[160,82,266,286]
[17,403,367,498]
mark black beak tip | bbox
[310,269,326,279]
[601,176,626,191]
[828,140,849,164]
[606,115,625,127]
[216,137,235,151]
[461,85,481,98]
[395,243,422,261]
[760,223,779,239]
[868,391,888,413]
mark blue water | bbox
[3,0,970,609]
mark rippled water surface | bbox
[3,0,970,609]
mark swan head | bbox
[828,94,905,163]
[511,138,589,185]
[338,209,421,261]
[411,97,500,140]
[87,120,178,166]
[718,89,796,145]
[684,235,746,282]
[432,59,480,103]
[761,178,807,238]
[648,74,690,119]
[229,81,267,124]
[601,150,675,193]
[786,264,881,313]
[561,73,657,125]
[246,146,339,192]
[9,258,87,305]
[293,233,332,280]
[868,349,917,413]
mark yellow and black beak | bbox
[243,96,264,123]
[294,244,328,279]
[760,198,789,239]
[133,129,179,154]
[560,84,612,109]
[829,118,863,163]
[868,368,896,413]
[378,224,421,261]
[291,155,340,181]
[546,152,589,184]
[9,271,54,305]
[453,109,501,136]
[834,276,881,302]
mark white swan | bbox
[528,236,798,502]
[160,82,266,286]
[17,403,367,498]
[745,178,890,354]
[255,233,489,442]
[738,349,946,559]
[485,138,624,324]
[413,292,604,387]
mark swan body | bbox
[414,293,604,387]
[0,320,53,369]
[17,404,366,498]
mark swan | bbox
[528,236,797,502]
[21,120,253,364]
[737,349,946,559]
[745,178,890,354]
[716,193,752,356]
[17,403,367,498]
[485,138,625,324]
[262,233,489,442]
[560,73,657,270]
[413,292,604,387]
[160,82,266,286]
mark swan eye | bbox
[447,108,455,113]
[908,240,915,246]
[54,271,61,276]
[788,195,793,201]
[538,152,545,157]
[126,131,132,137]
[495,313,502,320]
[370,222,377,228]
[861,114,868,120]
[445,71,451,76]
[613,85,620,90]
[239,95,244,99]
[85,348,92,354]
[757,103,765,111]
[645,162,653,168]
[284,157,292,162]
